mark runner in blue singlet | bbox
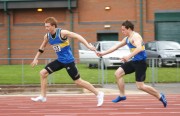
[96,20,167,108]
[126,37,146,61]
[30,17,104,107]
[47,28,74,64]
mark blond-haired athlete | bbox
[31,17,104,107]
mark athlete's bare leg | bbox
[39,69,49,97]
[74,78,104,106]
[136,82,161,99]
[74,78,98,95]
[114,67,126,96]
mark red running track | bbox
[0,94,179,116]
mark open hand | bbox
[31,60,38,68]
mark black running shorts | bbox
[45,60,80,80]
[121,60,147,82]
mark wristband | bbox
[38,49,44,53]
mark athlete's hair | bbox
[122,20,134,31]
[44,17,58,28]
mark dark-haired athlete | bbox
[31,17,104,107]
[96,20,167,107]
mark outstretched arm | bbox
[61,30,96,51]
[31,34,48,67]
[97,38,127,57]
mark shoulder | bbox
[123,36,128,40]
[61,29,70,35]
[60,29,71,37]
[131,32,142,43]
[133,32,142,39]
[61,29,78,38]
[122,37,128,42]
[59,29,68,39]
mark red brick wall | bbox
[0,8,69,63]
[78,0,136,22]
[0,10,7,59]
[0,0,180,64]
[13,8,68,58]
[74,0,136,45]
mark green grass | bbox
[0,64,179,85]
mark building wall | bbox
[144,0,180,42]
[0,0,180,64]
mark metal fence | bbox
[0,58,180,86]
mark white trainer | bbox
[31,96,47,102]
[97,91,104,107]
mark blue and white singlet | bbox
[126,37,147,61]
[47,28,74,64]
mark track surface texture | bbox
[0,94,179,116]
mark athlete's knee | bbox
[136,82,145,90]
[136,85,144,90]
[74,74,81,84]
[39,69,48,77]
[114,68,124,79]
[74,78,83,85]
[73,73,80,80]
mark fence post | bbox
[98,57,104,86]
[176,60,180,82]
[21,59,24,85]
[151,58,155,87]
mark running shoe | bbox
[112,96,126,103]
[159,93,167,107]
[97,91,104,107]
[31,95,47,102]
